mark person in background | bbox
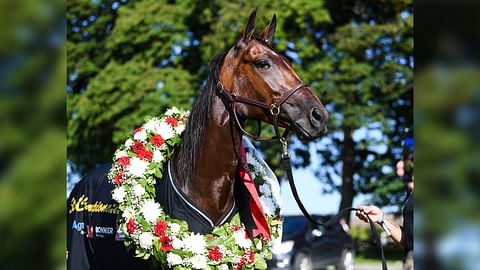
[355,130,413,270]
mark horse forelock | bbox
[177,52,227,182]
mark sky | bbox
[279,166,374,216]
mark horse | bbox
[67,9,328,270]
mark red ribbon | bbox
[238,146,271,240]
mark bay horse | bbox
[67,9,328,270]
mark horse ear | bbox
[260,14,276,45]
[240,8,257,43]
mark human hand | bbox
[356,205,383,223]
[396,160,405,177]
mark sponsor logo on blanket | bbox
[95,226,114,238]
[68,194,120,214]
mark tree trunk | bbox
[339,126,355,224]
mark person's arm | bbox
[355,205,404,247]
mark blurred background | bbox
[1,0,479,269]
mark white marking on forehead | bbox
[270,51,278,56]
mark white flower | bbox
[218,264,229,270]
[165,107,180,116]
[138,232,154,249]
[127,157,149,178]
[189,254,207,269]
[264,176,281,205]
[132,183,145,197]
[255,164,266,176]
[125,138,134,149]
[260,197,275,216]
[167,253,183,266]
[231,254,243,264]
[175,124,186,134]
[256,238,263,249]
[245,150,255,163]
[172,237,185,250]
[218,245,227,255]
[144,117,161,133]
[122,206,136,221]
[259,184,272,197]
[112,186,126,203]
[156,121,175,140]
[134,128,147,141]
[233,229,252,249]
[115,150,128,159]
[140,199,162,223]
[152,149,164,163]
[183,233,206,254]
[169,223,180,234]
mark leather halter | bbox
[216,81,308,143]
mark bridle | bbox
[216,80,308,156]
[217,78,389,270]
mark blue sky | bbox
[279,166,376,216]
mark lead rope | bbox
[281,140,388,270]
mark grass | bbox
[355,256,402,265]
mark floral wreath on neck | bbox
[108,107,282,270]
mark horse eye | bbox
[255,60,271,69]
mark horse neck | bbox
[173,92,242,223]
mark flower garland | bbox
[108,107,282,270]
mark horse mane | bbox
[177,52,227,182]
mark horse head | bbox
[219,9,328,141]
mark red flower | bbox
[117,156,130,167]
[127,219,137,234]
[181,115,187,123]
[137,149,153,161]
[159,235,173,252]
[132,141,146,153]
[133,127,143,135]
[235,258,246,270]
[151,134,164,147]
[245,250,255,264]
[166,117,178,127]
[208,246,223,261]
[115,171,125,185]
[154,220,168,236]
[230,226,243,232]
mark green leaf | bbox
[266,250,272,260]
[254,255,267,269]
[155,167,163,178]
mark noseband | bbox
[216,80,308,154]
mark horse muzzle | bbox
[292,106,328,141]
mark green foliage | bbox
[67,0,413,213]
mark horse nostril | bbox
[311,107,323,122]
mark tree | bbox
[67,0,197,176]
[308,1,413,218]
